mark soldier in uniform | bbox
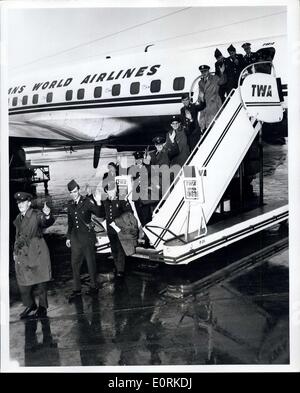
[214,48,228,103]
[241,42,258,70]
[13,192,55,319]
[225,44,245,93]
[148,136,170,207]
[66,179,102,301]
[130,151,153,227]
[100,187,134,278]
[197,64,226,133]
[180,93,206,151]
[102,162,118,192]
[165,115,190,166]
[149,136,169,166]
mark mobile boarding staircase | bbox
[136,62,289,265]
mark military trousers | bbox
[70,232,98,291]
[108,233,126,273]
[19,282,48,308]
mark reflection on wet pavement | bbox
[10,236,289,367]
[8,141,289,367]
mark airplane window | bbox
[173,77,185,91]
[66,90,73,101]
[12,97,18,106]
[8,98,10,105]
[94,86,102,98]
[112,84,121,96]
[150,80,161,93]
[32,94,39,104]
[130,82,140,95]
[22,96,28,105]
[46,92,53,103]
[77,89,85,100]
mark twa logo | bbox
[252,84,272,97]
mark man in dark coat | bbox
[149,136,170,167]
[66,179,102,301]
[13,192,55,319]
[129,151,153,227]
[148,136,170,206]
[102,162,118,192]
[241,42,258,71]
[180,93,206,151]
[225,44,245,94]
[165,115,190,167]
[100,187,135,278]
[214,48,228,103]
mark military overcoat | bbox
[13,208,54,286]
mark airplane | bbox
[8,34,288,168]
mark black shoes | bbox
[35,306,47,318]
[20,304,37,319]
[68,290,82,303]
[68,287,99,301]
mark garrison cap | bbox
[214,48,222,59]
[14,191,33,202]
[199,64,210,72]
[227,44,236,53]
[133,151,144,160]
[67,179,80,192]
[241,42,251,49]
[152,136,165,145]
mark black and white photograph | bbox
[1,0,299,373]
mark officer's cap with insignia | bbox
[171,115,181,123]
[133,151,144,160]
[152,136,166,145]
[67,179,80,192]
[241,42,251,49]
[199,64,210,72]
[14,191,33,202]
[227,44,236,53]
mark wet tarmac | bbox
[9,224,289,367]
[8,140,289,367]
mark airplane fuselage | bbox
[8,35,288,147]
